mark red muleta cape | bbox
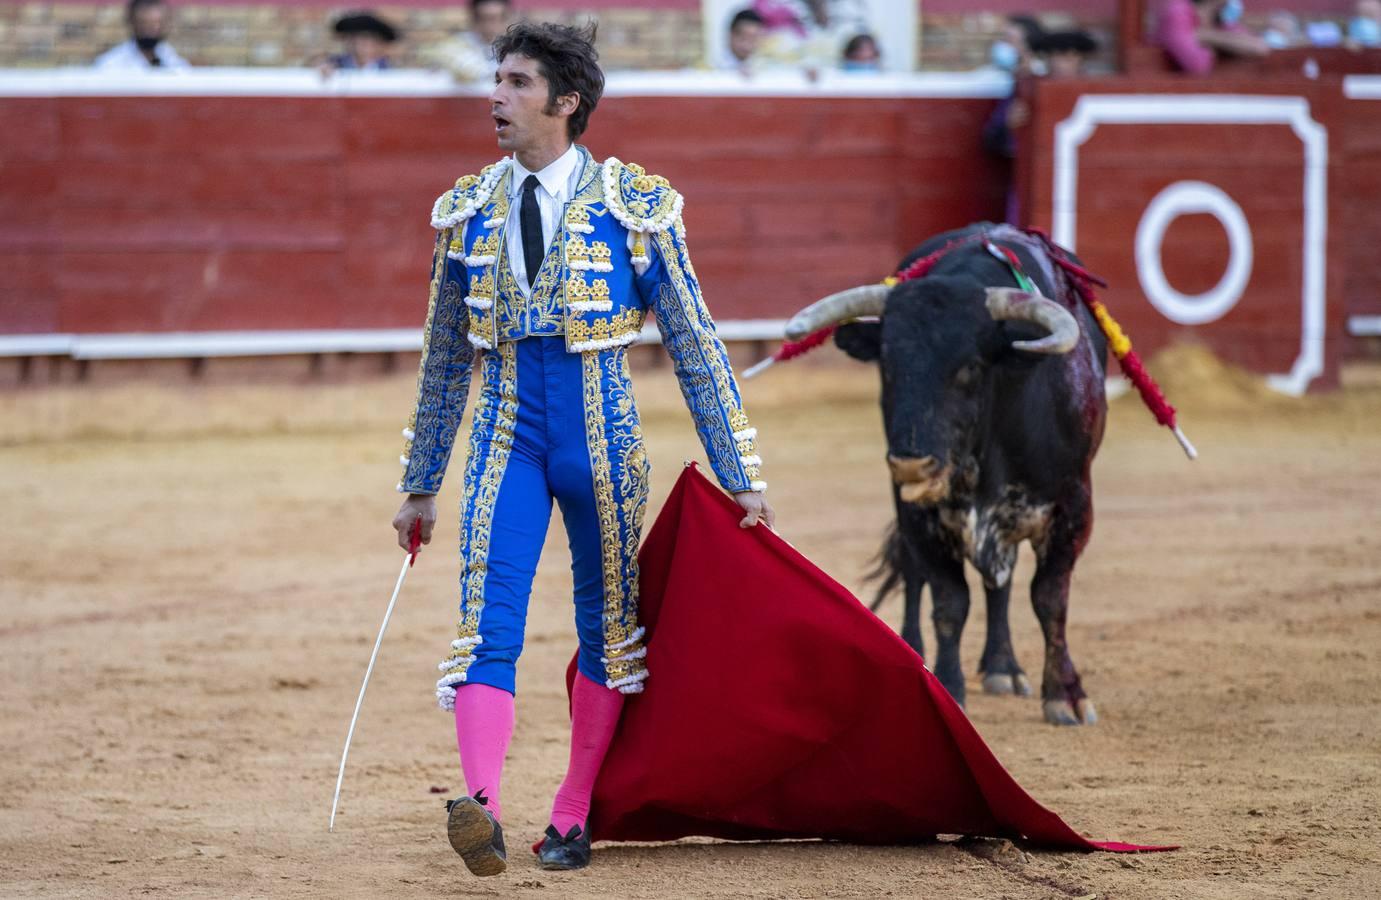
[567,464,1173,853]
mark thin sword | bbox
[330,519,421,832]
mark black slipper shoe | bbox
[445,792,506,877]
[536,823,592,871]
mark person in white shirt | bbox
[393,21,772,878]
[93,0,191,70]
[425,0,515,85]
[716,8,767,72]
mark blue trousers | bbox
[435,337,650,705]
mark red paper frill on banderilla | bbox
[566,464,1174,853]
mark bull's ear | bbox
[834,321,882,362]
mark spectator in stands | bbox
[718,9,767,72]
[1304,18,1343,45]
[981,15,1049,169]
[840,33,882,71]
[1348,0,1381,48]
[326,11,400,71]
[428,0,515,84]
[753,0,871,73]
[1034,29,1098,77]
[93,0,191,69]
[1155,0,1269,74]
[988,14,1047,76]
[1262,11,1304,48]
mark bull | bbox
[784,223,1107,726]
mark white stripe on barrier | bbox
[0,335,75,357]
[0,67,1011,100]
[7,317,1376,359]
[1343,75,1381,100]
[0,322,791,360]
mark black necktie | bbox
[520,174,544,289]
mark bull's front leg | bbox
[925,554,971,708]
[979,579,1031,696]
[1030,539,1096,726]
[900,572,925,660]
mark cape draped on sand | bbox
[566,464,1174,853]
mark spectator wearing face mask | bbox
[988,15,1047,77]
[1156,0,1269,74]
[981,15,1051,225]
[1348,0,1381,48]
[981,15,1047,166]
[1261,10,1304,49]
[93,0,191,69]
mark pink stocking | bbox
[550,673,625,835]
[453,683,515,823]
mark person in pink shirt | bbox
[1156,0,1269,73]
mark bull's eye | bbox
[953,364,978,388]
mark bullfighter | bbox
[388,21,775,875]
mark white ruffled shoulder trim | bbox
[430,159,512,231]
[600,156,684,235]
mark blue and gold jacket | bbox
[397,147,765,496]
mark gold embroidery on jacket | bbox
[567,308,645,348]
[652,226,760,483]
[403,227,458,462]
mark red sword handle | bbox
[407,517,423,567]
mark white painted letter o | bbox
[1135,180,1253,326]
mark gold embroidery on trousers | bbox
[581,350,648,688]
[440,343,519,681]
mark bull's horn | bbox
[784,285,890,341]
[985,287,1080,355]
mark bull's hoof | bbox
[1043,698,1097,726]
[982,672,1032,697]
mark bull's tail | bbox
[867,523,908,611]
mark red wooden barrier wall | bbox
[0,93,1005,335]
[1342,85,1381,330]
[3,78,1378,392]
[1019,75,1379,391]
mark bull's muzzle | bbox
[888,455,952,504]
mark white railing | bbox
[0,66,1012,99]
[0,321,791,360]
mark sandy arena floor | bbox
[1,348,1379,899]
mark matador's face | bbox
[490,53,577,154]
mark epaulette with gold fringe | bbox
[429,159,512,231]
[600,157,683,235]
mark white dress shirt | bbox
[93,39,192,70]
[505,144,582,295]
